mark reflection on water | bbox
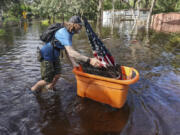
[23,21,28,32]
[36,91,70,135]
[77,101,129,134]
[0,20,179,135]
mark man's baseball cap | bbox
[69,16,83,25]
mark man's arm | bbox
[64,46,102,67]
[65,46,89,62]
[65,49,79,67]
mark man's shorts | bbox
[40,59,61,83]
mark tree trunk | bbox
[80,9,84,19]
[145,0,149,8]
[53,14,55,23]
[96,0,104,36]
[136,0,141,20]
[97,0,103,23]
[62,13,64,23]
[112,0,115,13]
[133,0,137,9]
[48,15,51,23]
[146,0,156,31]
[0,10,3,21]
[111,0,115,36]
[1,10,3,16]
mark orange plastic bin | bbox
[73,66,139,108]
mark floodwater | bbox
[0,20,179,135]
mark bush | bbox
[3,16,19,26]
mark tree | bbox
[66,0,98,20]
[31,0,98,21]
[31,0,67,22]
[146,0,156,32]
[0,0,21,17]
[96,0,103,27]
[0,0,20,10]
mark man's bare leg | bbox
[31,80,47,91]
[46,74,60,90]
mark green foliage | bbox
[1,0,32,20]
[148,31,180,68]
[0,29,6,36]
[1,0,180,22]
[169,35,180,45]
[31,0,98,20]
[154,0,180,13]
[166,34,180,51]
[103,0,179,12]
[7,3,24,18]
[20,4,26,11]
[114,1,129,10]
[104,0,141,10]
[175,0,180,11]
[149,31,170,45]
[0,0,20,11]
[3,16,19,25]
[66,0,98,20]
[104,0,112,10]
[149,31,180,53]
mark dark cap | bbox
[69,16,83,25]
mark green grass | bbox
[41,20,49,26]
[0,29,5,36]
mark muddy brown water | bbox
[0,21,179,135]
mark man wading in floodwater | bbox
[31,16,102,92]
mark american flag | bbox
[83,17,122,79]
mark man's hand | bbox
[89,58,103,67]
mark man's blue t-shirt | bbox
[40,27,73,61]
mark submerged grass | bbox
[41,20,49,26]
[3,16,19,26]
[0,29,5,36]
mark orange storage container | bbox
[73,66,139,108]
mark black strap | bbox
[51,37,56,60]
[51,37,62,59]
